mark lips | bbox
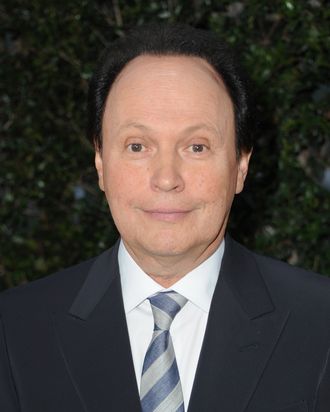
[142,208,191,222]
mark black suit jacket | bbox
[1,237,330,412]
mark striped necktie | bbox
[140,291,188,412]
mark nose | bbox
[150,151,185,193]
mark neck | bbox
[123,237,223,288]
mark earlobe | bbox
[235,150,252,194]
[95,150,105,192]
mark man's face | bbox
[96,55,250,267]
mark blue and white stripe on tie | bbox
[140,291,187,412]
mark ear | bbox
[235,150,252,194]
[95,149,105,192]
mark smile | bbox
[142,209,191,222]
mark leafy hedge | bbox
[1,0,329,290]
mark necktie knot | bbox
[148,291,187,331]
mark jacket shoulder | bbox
[250,245,330,311]
[0,256,97,316]
[227,237,330,311]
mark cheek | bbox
[194,167,235,203]
[103,162,146,206]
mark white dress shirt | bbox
[118,240,224,409]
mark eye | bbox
[189,144,208,153]
[127,143,145,152]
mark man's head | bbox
[90,24,253,284]
[87,23,254,157]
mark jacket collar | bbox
[68,239,121,320]
[69,235,275,321]
[221,235,275,319]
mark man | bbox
[0,24,329,412]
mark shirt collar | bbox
[119,240,224,314]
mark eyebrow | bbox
[182,123,220,136]
[117,122,150,133]
[117,121,221,137]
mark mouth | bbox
[142,209,192,222]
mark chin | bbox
[137,236,190,257]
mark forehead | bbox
[108,54,231,102]
[103,54,234,133]
[115,54,224,86]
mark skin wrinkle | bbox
[95,55,251,287]
[114,122,225,148]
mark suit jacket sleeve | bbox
[315,344,330,412]
[0,316,20,412]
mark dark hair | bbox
[87,23,254,156]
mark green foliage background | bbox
[1,0,329,290]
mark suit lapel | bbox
[53,242,141,412]
[52,236,290,412]
[188,236,290,412]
